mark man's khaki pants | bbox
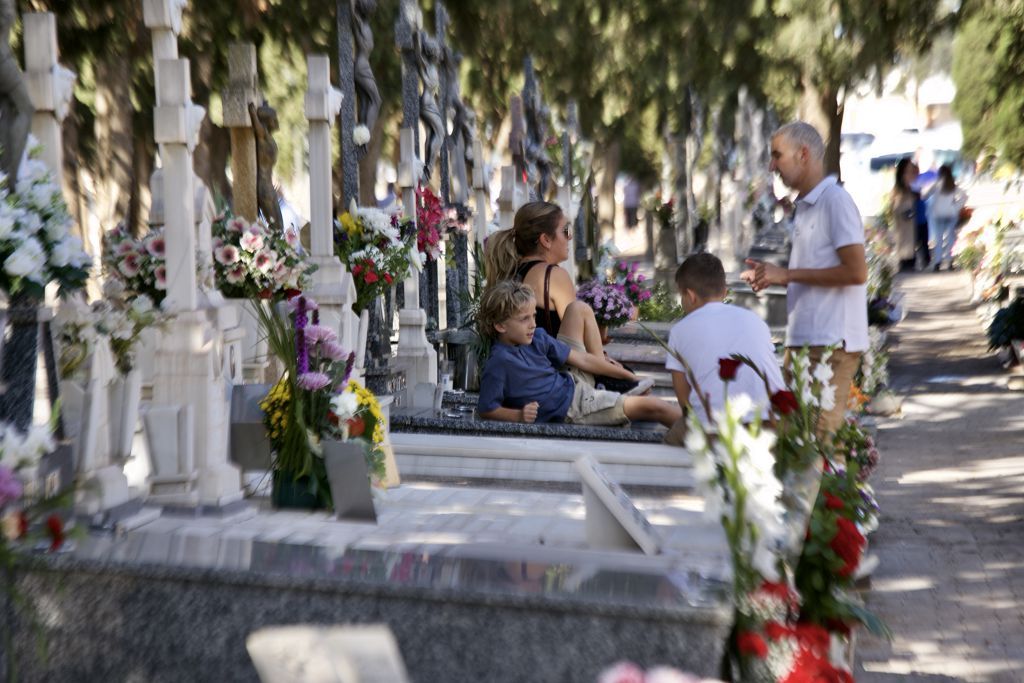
[783,346,862,438]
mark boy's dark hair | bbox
[477,280,535,339]
[675,253,726,300]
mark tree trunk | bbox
[596,139,620,247]
[93,57,136,230]
[799,81,844,180]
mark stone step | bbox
[390,433,695,488]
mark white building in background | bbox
[840,70,963,217]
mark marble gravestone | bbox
[574,455,663,556]
[247,625,411,683]
[62,338,135,519]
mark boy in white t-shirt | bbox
[665,253,785,427]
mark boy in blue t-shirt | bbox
[476,280,681,427]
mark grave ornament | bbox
[248,100,285,231]
[351,0,381,157]
[416,31,444,186]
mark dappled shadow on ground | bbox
[856,272,1024,682]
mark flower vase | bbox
[780,461,825,568]
[227,298,271,370]
[355,307,370,372]
[323,439,377,522]
[107,369,142,465]
[271,470,330,511]
[0,292,40,432]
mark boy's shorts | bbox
[565,374,629,425]
[557,335,629,426]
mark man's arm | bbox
[742,244,867,291]
[479,402,539,423]
[566,349,637,380]
[670,370,691,410]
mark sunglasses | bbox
[562,226,573,240]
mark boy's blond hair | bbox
[477,280,535,339]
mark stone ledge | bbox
[390,407,667,443]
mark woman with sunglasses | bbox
[485,201,641,393]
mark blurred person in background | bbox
[890,158,920,272]
[924,164,968,271]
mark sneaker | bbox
[624,377,655,396]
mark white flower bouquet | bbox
[211,212,316,301]
[0,140,91,299]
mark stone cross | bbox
[154,58,200,313]
[434,1,451,204]
[23,13,76,177]
[305,53,359,354]
[395,0,421,145]
[509,94,526,181]
[150,52,243,508]
[222,43,260,222]
[336,0,359,208]
[522,55,552,201]
[0,0,33,182]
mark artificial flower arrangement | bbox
[257,296,385,509]
[53,282,161,379]
[102,223,168,305]
[211,212,315,300]
[646,328,886,681]
[577,279,634,329]
[609,260,652,308]
[335,201,419,312]
[0,139,91,300]
[415,184,445,263]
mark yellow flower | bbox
[340,212,359,237]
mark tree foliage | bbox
[952,3,1024,168]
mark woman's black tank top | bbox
[514,260,562,337]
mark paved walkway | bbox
[857,271,1024,682]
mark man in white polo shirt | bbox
[742,121,868,436]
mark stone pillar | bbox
[472,139,489,247]
[305,54,359,355]
[396,127,436,405]
[23,13,75,177]
[222,44,260,222]
[150,55,242,509]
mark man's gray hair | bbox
[774,121,825,161]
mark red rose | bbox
[737,631,768,658]
[824,493,845,511]
[46,514,64,552]
[764,620,793,641]
[718,358,742,381]
[825,618,852,637]
[770,390,799,415]
[364,272,379,284]
[352,264,363,275]
[830,517,865,578]
[283,288,302,300]
[383,273,393,285]
[258,288,273,300]
[347,416,366,438]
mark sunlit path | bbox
[857,271,1024,682]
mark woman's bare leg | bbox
[559,300,605,355]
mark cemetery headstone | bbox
[573,455,663,555]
